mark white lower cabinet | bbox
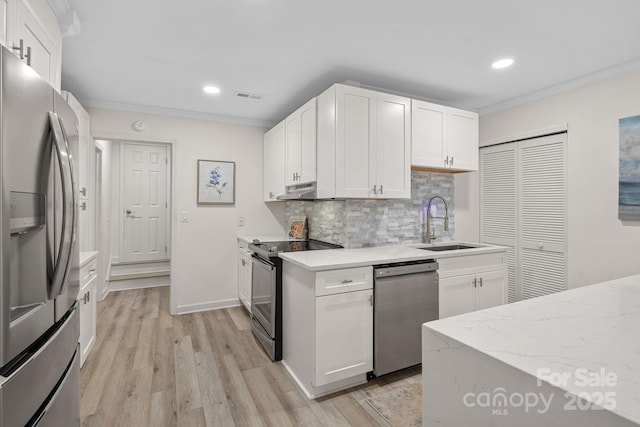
[79,254,98,367]
[437,252,507,319]
[314,288,373,386]
[282,263,373,398]
[237,241,252,310]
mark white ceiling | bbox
[62,0,640,127]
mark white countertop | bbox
[279,242,506,271]
[424,274,640,425]
[80,251,99,267]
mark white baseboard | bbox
[281,360,367,399]
[175,298,241,315]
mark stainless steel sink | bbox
[419,244,477,251]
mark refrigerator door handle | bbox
[47,112,75,299]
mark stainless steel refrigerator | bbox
[0,46,80,426]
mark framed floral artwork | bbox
[197,159,235,204]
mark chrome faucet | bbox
[423,196,449,243]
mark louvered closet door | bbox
[518,134,567,299]
[480,144,519,302]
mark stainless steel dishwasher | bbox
[373,259,439,376]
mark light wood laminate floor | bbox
[80,286,420,426]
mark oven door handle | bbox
[252,254,275,269]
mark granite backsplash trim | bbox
[285,171,454,248]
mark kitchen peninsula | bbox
[279,242,507,398]
[422,274,640,427]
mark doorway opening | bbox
[96,139,172,293]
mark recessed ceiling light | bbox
[203,85,221,94]
[492,58,514,69]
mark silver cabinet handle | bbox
[372,185,377,195]
[450,156,454,166]
[12,39,31,65]
[241,259,246,266]
[80,202,87,211]
[368,294,373,306]
[341,279,354,284]
[80,187,87,197]
[444,156,449,167]
[379,185,383,195]
[479,277,483,287]
[473,278,477,288]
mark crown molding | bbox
[81,98,276,128]
[479,57,640,116]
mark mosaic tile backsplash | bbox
[285,171,454,248]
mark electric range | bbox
[247,239,342,361]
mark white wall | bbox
[469,69,640,288]
[88,108,287,314]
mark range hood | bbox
[276,182,317,200]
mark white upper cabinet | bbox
[285,98,317,186]
[335,85,376,198]
[411,100,478,172]
[4,0,62,90]
[319,84,411,199]
[375,92,411,198]
[0,0,9,46]
[64,91,94,251]
[263,120,286,201]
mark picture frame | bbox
[197,159,236,205]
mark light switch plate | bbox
[181,211,189,223]
[238,216,246,227]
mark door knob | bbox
[126,209,133,215]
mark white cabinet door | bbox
[411,100,478,172]
[376,93,411,199]
[298,98,317,184]
[79,275,97,367]
[476,270,507,311]
[238,249,252,310]
[65,93,91,200]
[264,121,286,201]
[335,85,376,198]
[0,0,10,46]
[447,108,478,171]
[285,110,300,186]
[285,98,317,186]
[411,100,447,169]
[439,274,475,318]
[14,0,61,90]
[314,289,373,386]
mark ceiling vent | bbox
[234,91,263,100]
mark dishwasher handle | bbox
[374,261,438,278]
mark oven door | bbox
[251,254,276,338]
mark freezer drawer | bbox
[32,346,80,426]
[0,306,79,427]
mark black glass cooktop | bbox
[249,239,342,257]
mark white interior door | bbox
[480,144,518,302]
[480,133,567,303]
[518,135,567,299]
[122,143,168,263]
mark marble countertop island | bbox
[422,274,640,427]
